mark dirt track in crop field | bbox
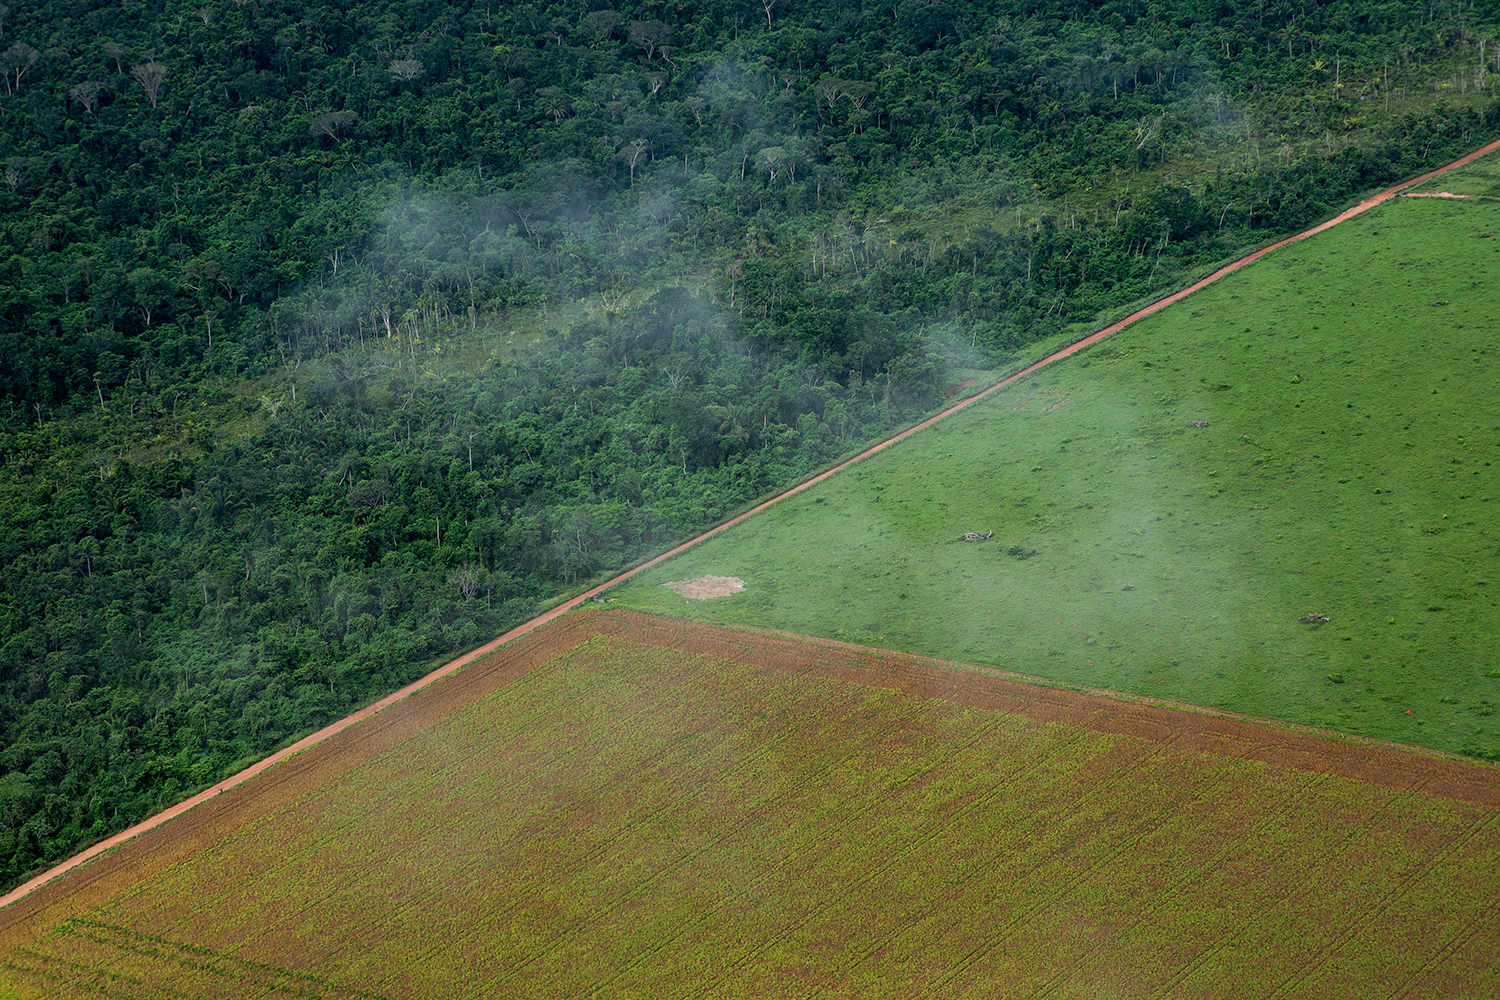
[4,607,1497,950]
[5,137,1500,919]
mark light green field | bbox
[1409,147,1500,198]
[608,198,1500,758]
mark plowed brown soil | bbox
[1,609,1497,998]
[4,608,1497,936]
[635,614,1500,805]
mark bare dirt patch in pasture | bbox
[2,609,1498,999]
[662,574,745,600]
[1403,191,1490,199]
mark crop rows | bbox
[4,917,393,1000]
[2,612,1496,997]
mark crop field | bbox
[1,610,1497,998]
[608,197,1500,759]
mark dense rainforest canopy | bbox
[1,0,1499,891]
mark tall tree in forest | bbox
[130,61,167,108]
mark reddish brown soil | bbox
[626,614,1500,806]
[4,608,1497,953]
[3,609,1499,998]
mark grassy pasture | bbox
[1409,147,1500,198]
[2,616,1497,998]
[609,197,1500,758]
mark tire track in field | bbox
[16,917,391,1000]
[580,692,1110,997]
[1387,860,1500,1000]
[5,948,181,1000]
[466,674,984,996]
[1261,810,1500,1000]
[1136,783,1423,1000]
[459,693,878,984]
[793,741,1200,1000]
[472,754,878,994]
[590,714,1045,1000]
[223,643,850,983]
[12,922,368,1000]
[773,737,1214,999]
[992,771,1326,996]
[466,643,1089,998]
[318,649,815,980]
[684,719,1102,999]
[7,946,184,1000]
[923,769,1333,998]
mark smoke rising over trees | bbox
[0,0,1499,892]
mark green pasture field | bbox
[1408,147,1500,198]
[609,197,1500,759]
[4,630,1497,998]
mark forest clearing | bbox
[609,193,1500,759]
[1,610,1497,999]
[3,8,1500,993]
[8,0,1500,892]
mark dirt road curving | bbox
[5,135,1500,913]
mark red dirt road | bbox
[5,137,1499,913]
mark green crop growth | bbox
[4,628,1496,997]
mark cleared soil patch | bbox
[1,609,1497,998]
[1403,191,1491,199]
[662,574,746,600]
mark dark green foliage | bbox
[0,0,1494,407]
[0,290,965,891]
[1,0,1499,891]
